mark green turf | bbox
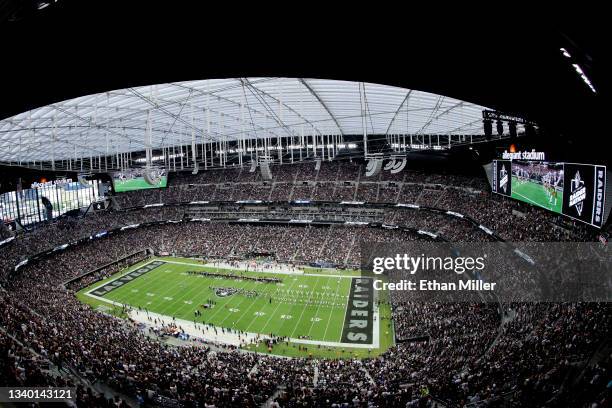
[511,175,562,213]
[79,257,393,358]
[113,176,167,192]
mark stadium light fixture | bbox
[560,48,572,58]
[559,47,596,94]
[37,0,59,10]
[572,63,597,93]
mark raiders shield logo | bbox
[499,165,508,194]
[569,171,586,216]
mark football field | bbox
[79,257,390,356]
[511,175,563,213]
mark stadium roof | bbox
[0,78,491,164]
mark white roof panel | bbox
[0,78,490,162]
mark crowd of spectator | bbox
[114,160,487,207]
[0,161,608,407]
[111,161,595,243]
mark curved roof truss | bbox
[0,78,494,165]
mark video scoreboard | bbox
[112,168,168,193]
[491,160,608,228]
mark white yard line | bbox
[321,277,344,340]
[257,277,302,334]
[289,276,321,338]
[306,276,331,338]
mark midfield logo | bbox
[569,171,586,216]
[499,165,508,194]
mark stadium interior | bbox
[0,3,609,408]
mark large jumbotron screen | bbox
[510,161,564,213]
[491,160,607,227]
[112,169,168,193]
